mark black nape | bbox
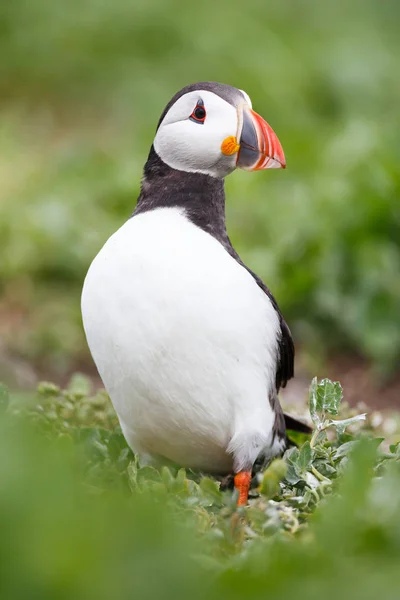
[134,146,230,249]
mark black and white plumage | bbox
[82,82,307,504]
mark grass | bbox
[1,375,400,598]
[1,0,400,385]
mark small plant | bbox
[282,378,367,487]
[309,377,366,444]
[0,373,400,597]
[5,374,399,540]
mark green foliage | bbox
[309,377,367,452]
[0,0,400,378]
[1,375,400,598]
[309,376,343,421]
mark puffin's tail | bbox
[284,413,312,434]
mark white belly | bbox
[81,207,280,473]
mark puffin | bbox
[81,82,309,506]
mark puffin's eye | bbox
[189,101,206,124]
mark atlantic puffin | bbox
[82,82,309,506]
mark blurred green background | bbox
[1,2,400,596]
[0,0,399,395]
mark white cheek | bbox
[153,92,238,177]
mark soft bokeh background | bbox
[1,3,400,597]
[1,0,399,405]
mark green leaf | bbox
[334,440,359,459]
[260,459,287,499]
[298,441,313,472]
[328,413,367,436]
[370,437,385,450]
[199,477,222,504]
[285,447,300,469]
[284,465,301,485]
[309,378,343,424]
[161,466,175,487]
[318,379,343,416]
[309,377,319,425]
[107,431,129,461]
[312,460,337,478]
[127,456,140,489]
[137,466,162,485]
[284,448,304,485]
[176,468,187,487]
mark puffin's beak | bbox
[236,105,286,170]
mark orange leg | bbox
[234,471,252,506]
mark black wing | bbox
[284,413,312,434]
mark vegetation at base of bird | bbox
[1,0,400,384]
[1,374,400,599]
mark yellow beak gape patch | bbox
[221,136,240,156]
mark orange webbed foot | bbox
[234,471,252,506]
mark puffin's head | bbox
[153,81,286,179]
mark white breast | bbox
[81,208,281,473]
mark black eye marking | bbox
[189,98,206,124]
